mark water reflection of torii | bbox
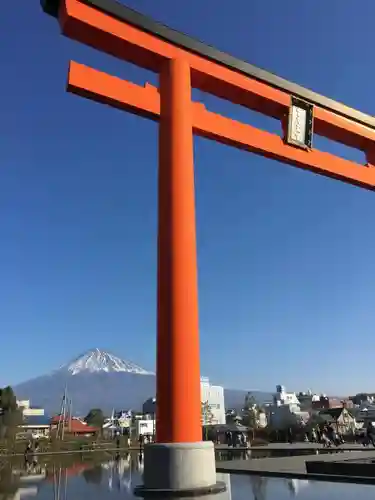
[286,479,309,497]
[249,477,310,500]
[52,466,68,500]
[249,476,268,500]
[107,453,143,492]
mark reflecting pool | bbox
[1,452,374,500]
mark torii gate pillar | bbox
[157,58,201,445]
[143,58,221,495]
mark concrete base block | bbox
[134,441,226,497]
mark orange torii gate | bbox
[42,0,375,495]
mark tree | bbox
[0,387,17,412]
[84,408,105,429]
[244,392,257,410]
[0,386,22,441]
[201,401,215,425]
[242,392,260,440]
[225,409,240,425]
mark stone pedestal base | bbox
[134,441,226,497]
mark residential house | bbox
[318,407,356,434]
[50,416,99,436]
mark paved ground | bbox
[216,449,375,483]
[217,442,370,451]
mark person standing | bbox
[138,433,144,451]
[287,427,293,444]
[367,421,375,447]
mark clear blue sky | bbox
[1,0,375,396]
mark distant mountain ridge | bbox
[14,349,272,415]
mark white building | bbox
[200,377,226,425]
[141,377,226,431]
[17,400,31,410]
[17,400,45,417]
[273,385,301,411]
[133,418,155,437]
[23,408,45,417]
[267,385,309,429]
[257,411,268,428]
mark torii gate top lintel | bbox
[42,0,375,192]
[43,0,375,131]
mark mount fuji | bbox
[13,349,271,416]
[60,348,154,376]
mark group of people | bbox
[311,424,345,447]
[137,433,155,449]
[301,421,375,448]
[114,430,155,449]
[24,439,40,457]
[286,424,344,447]
[359,421,375,447]
[224,430,247,447]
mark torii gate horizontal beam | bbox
[44,0,375,133]
[68,61,375,191]
[42,0,375,190]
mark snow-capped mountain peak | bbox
[61,348,154,376]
